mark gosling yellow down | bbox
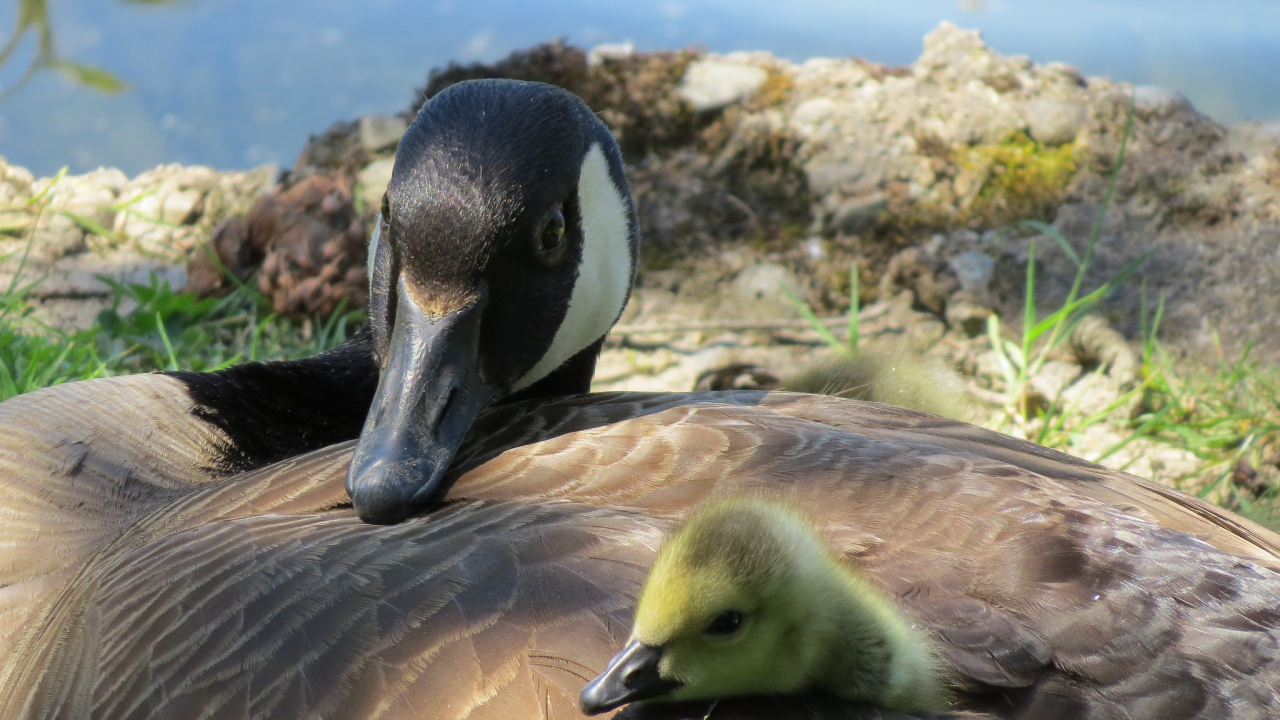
[580,497,948,715]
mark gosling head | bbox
[347,79,639,524]
[580,497,946,715]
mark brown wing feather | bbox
[755,392,1280,568]
[4,388,1280,719]
[0,375,239,649]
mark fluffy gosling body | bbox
[581,497,947,714]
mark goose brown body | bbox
[3,375,1280,719]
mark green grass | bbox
[1120,323,1280,523]
[969,102,1280,519]
[0,274,362,402]
[778,96,1280,522]
[0,214,361,402]
[0,162,362,403]
[782,263,860,356]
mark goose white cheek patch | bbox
[513,143,632,391]
[366,216,382,299]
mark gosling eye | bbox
[534,207,568,265]
[704,610,745,637]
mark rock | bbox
[112,163,273,259]
[1133,85,1193,116]
[854,290,948,352]
[788,97,842,140]
[9,168,130,262]
[0,160,273,332]
[915,21,995,82]
[1025,96,1086,145]
[1226,121,1280,160]
[948,250,995,293]
[1058,370,1126,418]
[831,192,888,235]
[677,59,768,112]
[33,168,128,236]
[30,251,187,296]
[878,248,958,314]
[0,156,34,204]
[944,292,992,338]
[13,25,1280,384]
[293,119,368,183]
[587,42,634,67]
[358,114,407,154]
[803,236,825,261]
[1069,314,1138,384]
[1041,61,1086,88]
[31,213,85,262]
[1029,359,1082,399]
[356,158,396,210]
[731,263,800,319]
[161,189,202,225]
[804,160,865,197]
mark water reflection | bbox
[0,0,179,102]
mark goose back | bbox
[3,383,1280,719]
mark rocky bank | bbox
[4,22,1279,489]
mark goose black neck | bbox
[171,327,606,476]
[171,328,380,475]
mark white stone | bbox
[730,263,800,319]
[1025,96,1087,145]
[1134,85,1192,115]
[678,60,769,113]
[358,114,407,153]
[161,189,202,225]
[357,158,396,209]
[587,42,634,67]
[949,251,996,293]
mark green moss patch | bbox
[958,131,1079,227]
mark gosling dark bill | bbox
[581,639,682,715]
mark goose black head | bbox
[348,79,639,524]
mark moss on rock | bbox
[958,131,1079,227]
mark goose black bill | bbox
[345,286,500,525]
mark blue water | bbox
[2,0,1279,178]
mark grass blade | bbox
[847,265,860,352]
[0,357,17,400]
[780,283,847,354]
[1021,219,1080,268]
[1022,237,1037,368]
[155,311,179,371]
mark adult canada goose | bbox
[3,79,1280,719]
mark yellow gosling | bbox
[580,497,947,715]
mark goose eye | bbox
[704,610,744,636]
[534,208,567,264]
